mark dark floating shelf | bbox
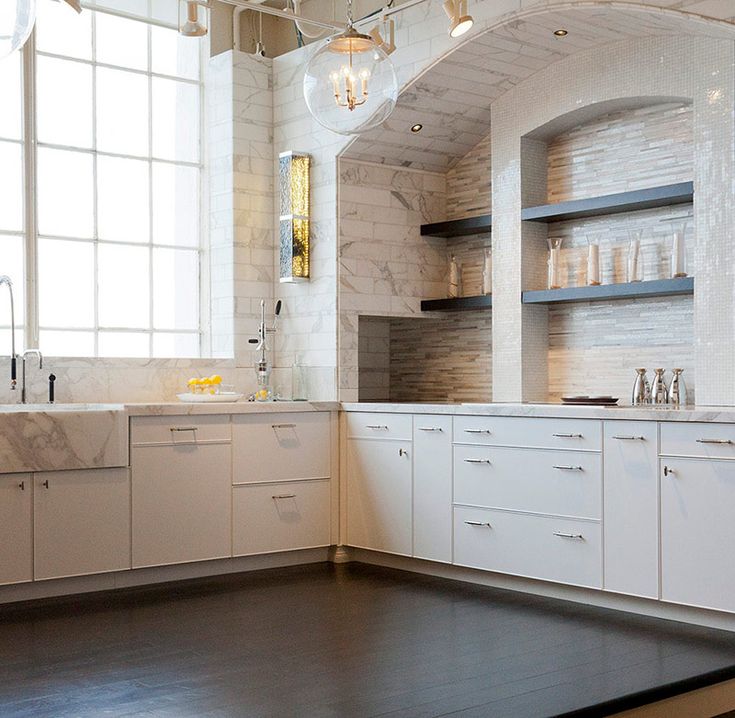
[521,181,693,223]
[420,214,492,238]
[522,277,694,305]
[421,295,492,312]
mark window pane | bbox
[0,52,22,140]
[152,77,199,163]
[0,235,25,325]
[0,328,24,359]
[0,142,23,232]
[153,248,198,330]
[99,331,149,357]
[151,25,200,81]
[40,330,95,357]
[152,163,199,247]
[98,156,150,243]
[37,148,94,238]
[36,0,93,60]
[153,332,199,358]
[96,67,149,156]
[98,244,150,327]
[95,12,148,71]
[37,56,93,149]
[39,239,94,328]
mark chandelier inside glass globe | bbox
[0,0,37,60]
[303,27,398,136]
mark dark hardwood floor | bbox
[1,562,735,717]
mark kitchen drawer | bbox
[233,413,330,484]
[232,480,331,556]
[453,506,602,589]
[453,416,601,452]
[345,412,412,440]
[131,415,231,446]
[661,422,735,459]
[453,446,601,519]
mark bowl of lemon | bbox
[177,375,244,403]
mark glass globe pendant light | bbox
[0,0,37,60]
[303,0,398,136]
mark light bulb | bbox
[0,0,37,59]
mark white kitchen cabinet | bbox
[232,413,330,484]
[661,457,735,613]
[131,417,231,568]
[34,468,130,580]
[603,421,659,599]
[232,480,330,556]
[453,445,601,519]
[346,437,412,555]
[453,505,602,589]
[413,415,452,563]
[0,473,32,585]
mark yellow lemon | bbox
[210,374,222,385]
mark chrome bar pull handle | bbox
[463,458,491,464]
[272,423,296,429]
[418,427,442,432]
[366,424,388,430]
[464,429,491,434]
[553,433,583,438]
[612,435,646,441]
[696,438,734,445]
[272,494,296,500]
[464,521,492,528]
[170,426,198,433]
[552,465,583,471]
[553,531,584,540]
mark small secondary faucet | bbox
[21,350,43,404]
[0,276,17,391]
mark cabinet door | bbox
[661,458,735,613]
[232,413,330,484]
[132,442,231,568]
[34,468,130,580]
[346,438,412,555]
[0,473,32,585]
[232,480,330,556]
[413,415,452,563]
[603,421,659,598]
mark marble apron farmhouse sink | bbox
[0,403,127,473]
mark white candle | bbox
[672,230,686,277]
[587,243,600,286]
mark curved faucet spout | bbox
[0,276,17,390]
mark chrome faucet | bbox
[21,350,43,404]
[0,276,17,391]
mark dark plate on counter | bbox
[562,395,619,406]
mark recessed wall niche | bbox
[520,101,696,401]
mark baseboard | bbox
[345,547,735,633]
[0,548,330,606]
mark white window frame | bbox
[10,5,209,359]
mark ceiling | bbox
[341,3,735,173]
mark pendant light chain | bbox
[347,0,353,26]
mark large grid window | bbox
[0,0,205,358]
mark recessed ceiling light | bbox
[411,124,423,133]
[553,29,568,37]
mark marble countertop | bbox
[341,402,735,423]
[123,400,340,416]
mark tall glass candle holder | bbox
[671,221,688,278]
[586,236,601,286]
[627,230,643,283]
[547,238,563,289]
